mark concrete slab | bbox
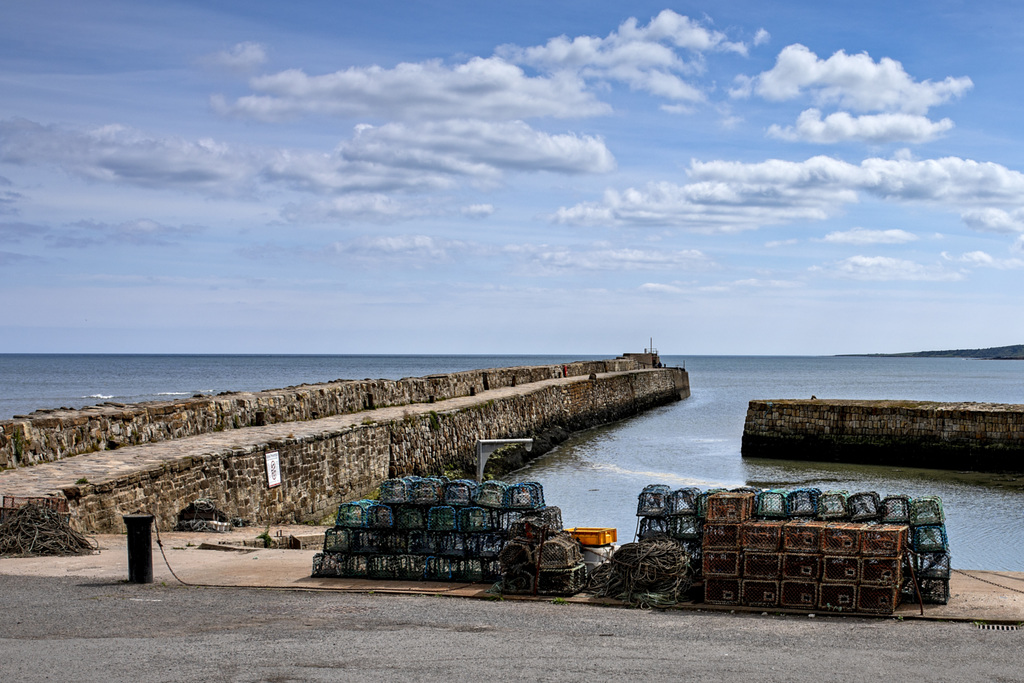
[2,525,1021,623]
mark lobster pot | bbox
[434,532,467,558]
[508,506,563,537]
[847,492,882,522]
[368,555,400,580]
[742,580,780,608]
[861,557,902,587]
[482,558,502,582]
[781,581,818,609]
[639,516,669,539]
[498,539,534,574]
[424,556,452,581]
[396,554,427,581]
[496,510,524,532]
[409,477,447,506]
[858,585,899,614]
[743,552,781,579]
[783,520,826,553]
[538,563,588,596]
[822,555,861,583]
[379,478,413,505]
[730,486,761,494]
[427,506,458,532]
[366,504,394,529]
[706,492,755,522]
[394,505,427,530]
[336,500,374,528]
[471,532,506,559]
[703,522,741,549]
[915,578,951,605]
[696,489,727,519]
[755,490,788,519]
[704,578,741,605]
[914,551,952,579]
[819,583,858,612]
[341,554,369,578]
[741,520,785,552]
[443,479,479,507]
[666,487,700,516]
[538,533,584,570]
[818,491,850,520]
[406,529,434,555]
[910,496,945,526]
[703,550,742,578]
[912,525,948,552]
[474,481,510,508]
[636,484,672,517]
[382,530,408,555]
[451,558,484,583]
[786,488,821,518]
[504,482,545,510]
[880,495,912,524]
[681,539,703,570]
[311,552,340,577]
[668,515,702,541]
[352,530,384,554]
[822,523,862,556]
[457,507,493,533]
[860,524,909,556]
[324,527,355,553]
[782,553,822,580]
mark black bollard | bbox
[123,514,155,584]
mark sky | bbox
[1,0,1023,355]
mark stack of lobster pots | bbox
[312,476,546,583]
[697,488,949,614]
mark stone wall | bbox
[742,399,1024,472]
[0,359,636,470]
[61,367,688,531]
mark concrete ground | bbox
[2,527,1024,682]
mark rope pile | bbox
[0,503,97,556]
[588,537,695,608]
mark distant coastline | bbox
[840,344,1024,360]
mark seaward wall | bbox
[742,399,1024,472]
[1,362,690,532]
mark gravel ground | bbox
[2,575,1022,682]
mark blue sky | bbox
[2,0,1023,355]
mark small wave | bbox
[589,463,736,488]
[85,394,114,400]
[156,392,191,396]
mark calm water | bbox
[2,354,1022,570]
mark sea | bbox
[2,353,1023,570]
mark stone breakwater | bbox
[742,399,1024,472]
[0,359,633,470]
[0,364,689,532]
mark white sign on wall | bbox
[265,451,282,488]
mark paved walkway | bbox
[2,525,1023,623]
[0,370,637,499]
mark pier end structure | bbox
[742,398,1024,472]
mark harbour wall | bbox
[10,365,689,532]
[0,359,634,471]
[742,399,1024,472]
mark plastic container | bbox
[565,527,617,546]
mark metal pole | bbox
[123,514,155,584]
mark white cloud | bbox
[825,255,962,281]
[325,234,467,262]
[213,57,608,122]
[944,250,1024,269]
[768,109,954,144]
[55,219,203,247]
[753,29,770,47]
[555,154,1024,231]
[281,195,431,223]
[821,227,918,245]
[960,208,1024,234]
[639,282,685,293]
[765,239,799,248]
[461,204,494,218]
[513,244,711,272]
[200,42,268,73]
[498,10,750,105]
[742,44,972,115]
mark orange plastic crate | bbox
[565,527,617,546]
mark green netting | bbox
[474,481,509,508]
[817,490,850,520]
[912,525,948,552]
[666,487,700,516]
[336,500,374,527]
[755,490,788,518]
[880,495,912,524]
[910,496,945,526]
[379,478,413,504]
[786,488,820,517]
[394,505,427,530]
[409,477,447,505]
[457,506,493,533]
[913,550,951,579]
[696,488,726,519]
[366,504,394,529]
[324,527,354,553]
[668,515,701,540]
[427,506,457,531]
[636,484,672,517]
[443,479,478,507]
[504,482,545,510]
